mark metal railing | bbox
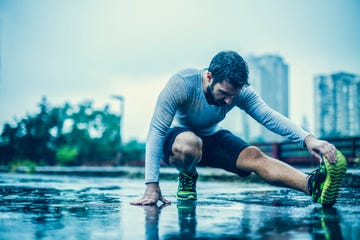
[254,137,360,167]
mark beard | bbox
[205,84,225,106]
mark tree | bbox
[0,97,122,166]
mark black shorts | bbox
[163,127,252,177]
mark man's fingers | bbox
[142,198,158,205]
[130,197,153,205]
[131,197,168,206]
[130,198,145,205]
[130,183,165,206]
[318,143,337,163]
[160,196,171,204]
[324,152,337,164]
[130,196,159,205]
[325,144,337,163]
[312,150,323,163]
[305,136,338,164]
[312,146,337,164]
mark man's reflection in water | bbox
[177,201,197,238]
[311,207,343,240]
[143,203,344,239]
[143,201,197,240]
[143,204,168,240]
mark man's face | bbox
[206,80,240,106]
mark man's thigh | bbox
[162,127,191,165]
[198,130,252,177]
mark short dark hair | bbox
[208,50,249,89]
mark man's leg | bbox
[236,146,309,193]
[236,146,348,207]
[168,131,202,200]
[168,131,202,174]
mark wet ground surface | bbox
[1,173,360,240]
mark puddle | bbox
[0,173,359,239]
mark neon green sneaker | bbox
[308,150,347,207]
[177,172,198,201]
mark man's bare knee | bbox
[237,146,292,186]
[170,131,203,168]
[236,146,267,171]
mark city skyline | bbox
[314,72,360,138]
[240,54,290,142]
[0,0,359,142]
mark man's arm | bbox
[238,86,337,163]
[238,86,310,146]
[144,74,187,184]
[131,73,187,205]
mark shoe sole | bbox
[320,150,347,207]
[177,195,197,201]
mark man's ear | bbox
[207,71,213,84]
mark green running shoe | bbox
[308,150,347,207]
[177,172,198,201]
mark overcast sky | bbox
[0,0,359,142]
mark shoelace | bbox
[308,168,326,195]
[308,168,321,178]
[178,174,195,191]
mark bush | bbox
[56,146,79,166]
[8,159,36,173]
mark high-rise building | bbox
[314,72,360,137]
[238,54,290,143]
[248,55,289,117]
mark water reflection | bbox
[177,201,197,238]
[141,201,345,240]
[0,185,122,239]
[143,204,169,240]
[1,174,358,239]
[143,205,160,240]
[143,202,197,240]
[311,207,343,240]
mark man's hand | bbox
[304,134,337,163]
[130,182,170,205]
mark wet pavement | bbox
[1,172,360,240]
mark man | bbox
[131,50,347,207]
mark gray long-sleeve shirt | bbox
[145,68,310,183]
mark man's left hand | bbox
[304,134,337,163]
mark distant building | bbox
[301,115,310,132]
[314,72,360,137]
[225,54,290,143]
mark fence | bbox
[254,136,360,167]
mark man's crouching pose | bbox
[131,50,347,207]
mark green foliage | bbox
[0,96,121,166]
[353,157,360,168]
[121,140,146,164]
[122,140,145,152]
[8,159,37,173]
[56,146,79,166]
